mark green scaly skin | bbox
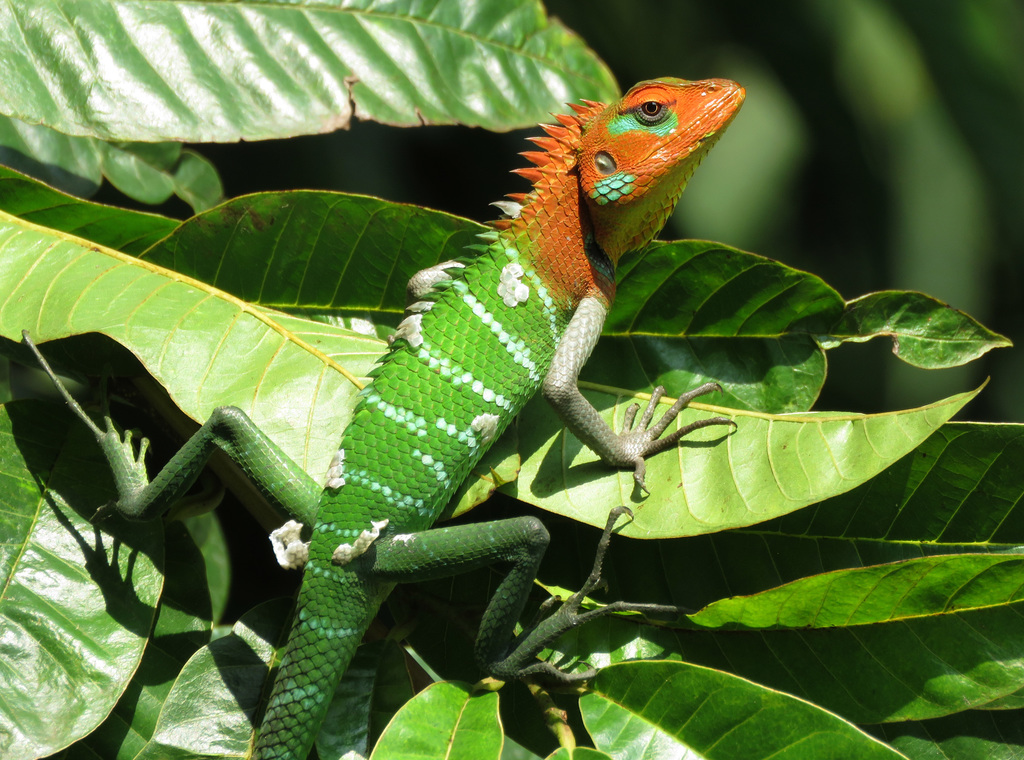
[256,239,570,757]
[25,77,745,760]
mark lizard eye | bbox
[594,151,617,176]
[635,101,668,125]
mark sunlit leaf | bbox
[0,0,618,142]
[0,209,378,477]
[0,165,178,254]
[0,401,163,759]
[582,661,902,759]
[826,291,1011,369]
[369,681,501,760]
[508,384,977,538]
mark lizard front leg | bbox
[23,331,321,528]
[542,297,735,492]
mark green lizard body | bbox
[25,77,744,760]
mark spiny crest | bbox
[489,98,607,231]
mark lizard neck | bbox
[498,147,616,311]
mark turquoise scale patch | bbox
[606,110,679,138]
[589,172,637,205]
[346,470,428,517]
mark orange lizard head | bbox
[578,78,745,262]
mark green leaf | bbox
[508,384,977,538]
[530,423,1024,726]
[66,522,213,760]
[134,598,291,759]
[613,241,842,338]
[869,709,1024,760]
[545,749,613,760]
[0,116,102,198]
[0,119,224,212]
[0,400,163,760]
[96,141,223,213]
[138,191,485,315]
[184,513,232,624]
[607,240,844,413]
[0,209,380,478]
[0,0,618,142]
[688,554,1024,630]
[589,334,827,415]
[515,422,1024,731]
[555,592,1024,725]
[0,165,178,255]
[825,291,1011,368]
[771,422,1024,545]
[369,681,502,760]
[581,661,902,759]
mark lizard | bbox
[23,76,745,759]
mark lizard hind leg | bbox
[486,506,685,684]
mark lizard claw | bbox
[92,501,119,524]
[632,458,649,494]
[619,382,736,492]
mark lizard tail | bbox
[253,571,383,760]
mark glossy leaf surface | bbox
[0,0,618,142]
[0,401,163,759]
[369,681,502,760]
[509,385,976,537]
[582,661,902,759]
[827,290,1011,368]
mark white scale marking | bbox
[497,262,529,307]
[394,313,424,347]
[472,413,500,445]
[333,519,389,565]
[325,448,345,489]
[502,247,559,340]
[269,519,309,570]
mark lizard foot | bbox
[618,382,735,493]
[22,331,153,516]
[494,507,684,684]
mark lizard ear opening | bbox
[594,151,617,176]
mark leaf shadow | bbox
[8,398,161,638]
